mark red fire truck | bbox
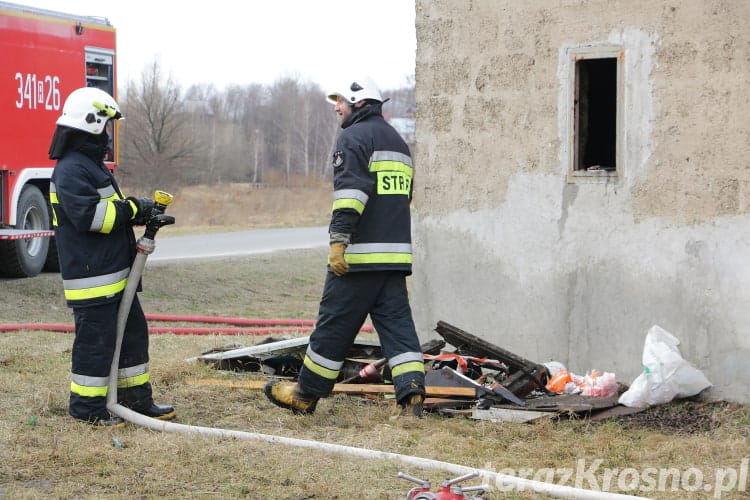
[0,1,117,278]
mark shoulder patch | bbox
[332,151,344,168]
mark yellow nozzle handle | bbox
[154,190,174,206]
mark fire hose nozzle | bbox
[154,190,174,207]
[143,190,175,240]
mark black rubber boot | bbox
[74,412,126,428]
[120,400,176,421]
[131,403,176,421]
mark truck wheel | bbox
[0,185,51,278]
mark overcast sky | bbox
[18,0,416,92]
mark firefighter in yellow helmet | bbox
[264,76,426,417]
[49,87,175,427]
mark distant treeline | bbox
[116,60,415,190]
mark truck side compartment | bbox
[0,1,117,277]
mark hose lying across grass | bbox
[4,313,646,498]
[2,314,646,499]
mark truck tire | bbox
[0,185,51,278]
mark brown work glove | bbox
[328,242,349,276]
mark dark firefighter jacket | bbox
[330,102,414,274]
[50,150,137,307]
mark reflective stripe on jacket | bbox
[329,104,414,273]
[50,151,137,307]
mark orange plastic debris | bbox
[545,369,571,394]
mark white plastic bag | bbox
[618,325,712,408]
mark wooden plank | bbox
[433,321,548,396]
[187,378,477,398]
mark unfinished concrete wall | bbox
[412,0,750,402]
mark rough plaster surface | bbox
[413,0,750,402]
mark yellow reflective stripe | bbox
[64,276,128,301]
[49,187,59,227]
[369,160,413,177]
[303,355,339,380]
[70,380,108,398]
[99,201,118,234]
[391,361,425,378]
[63,268,131,301]
[127,199,138,220]
[92,187,120,234]
[117,371,150,388]
[332,198,366,214]
[346,253,413,265]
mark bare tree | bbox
[267,77,302,185]
[116,58,415,189]
[234,84,268,183]
[383,74,416,118]
[118,59,197,189]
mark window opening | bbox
[567,46,622,182]
[576,58,617,171]
[85,50,113,93]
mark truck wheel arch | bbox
[0,184,51,278]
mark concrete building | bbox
[412,0,750,402]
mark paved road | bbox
[146,226,328,264]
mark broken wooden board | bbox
[493,393,621,414]
[587,404,647,421]
[471,408,553,423]
[433,321,548,396]
[187,378,478,398]
[187,336,384,376]
[185,336,312,364]
[423,398,476,411]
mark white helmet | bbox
[326,76,382,105]
[56,87,122,135]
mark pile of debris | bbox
[188,320,639,423]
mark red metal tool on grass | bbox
[398,471,489,499]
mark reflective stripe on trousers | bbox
[68,296,152,420]
[298,270,425,403]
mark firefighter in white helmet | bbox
[49,87,175,427]
[264,76,426,417]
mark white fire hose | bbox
[104,191,647,500]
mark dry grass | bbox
[1,185,749,499]
[156,181,331,234]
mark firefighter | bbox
[48,87,175,427]
[264,76,426,417]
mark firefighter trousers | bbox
[69,295,153,420]
[298,270,425,403]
